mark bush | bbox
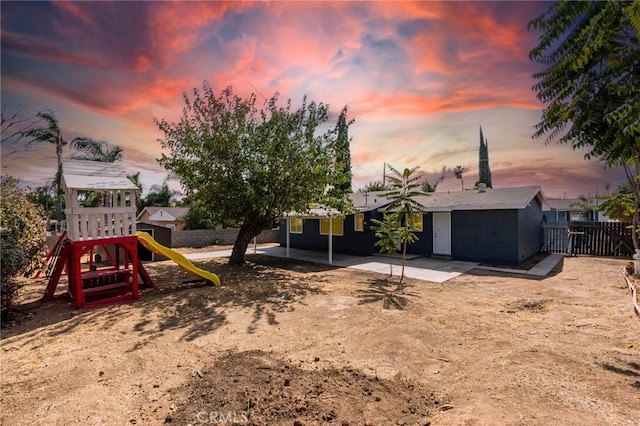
[1,176,47,321]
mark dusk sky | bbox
[0,1,626,198]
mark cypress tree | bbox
[334,105,353,193]
[477,126,492,188]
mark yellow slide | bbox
[136,231,221,286]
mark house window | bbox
[409,213,423,231]
[354,213,364,232]
[290,218,303,234]
[320,217,344,236]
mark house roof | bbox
[547,198,603,211]
[137,207,189,222]
[286,186,549,218]
[413,186,549,212]
[62,159,139,191]
[351,190,393,212]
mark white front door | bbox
[433,212,451,255]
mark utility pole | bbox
[383,162,386,186]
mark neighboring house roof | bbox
[62,159,139,191]
[137,207,189,222]
[547,198,604,211]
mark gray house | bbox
[279,186,549,266]
[543,198,608,223]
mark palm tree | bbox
[21,111,67,230]
[371,212,402,277]
[69,138,123,162]
[382,164,427,286]
[454,165,465,191]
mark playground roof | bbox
[62,159,139,191]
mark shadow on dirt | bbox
[354,276,418,310]
[600,361,640,389]
[2,255,327,347]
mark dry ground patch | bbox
[1,254,638,425]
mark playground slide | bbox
[136,231,221,286]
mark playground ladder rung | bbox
[82,281,131,295]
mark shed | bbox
[136,222,172,261]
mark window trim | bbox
[410,213,423,232]
[319,217,344,236]
[354,213,364,232]
[290,217,303,234]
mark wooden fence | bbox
[542,221,634,257]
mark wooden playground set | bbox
[39,160,220,309]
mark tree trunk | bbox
[622,161,640,250]
[55,141,63,231]
[228,220,266,265]
[398,232,407,291]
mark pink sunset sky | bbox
[0,1,625,198]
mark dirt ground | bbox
[1,251,639,425]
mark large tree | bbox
[155,84,349,264]
[529,1,640,247]
[21,111,67,229]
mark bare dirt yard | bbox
[1,252,639,425]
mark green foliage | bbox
[155,83,349,264]
[529,1,640,246]
[359,180,390,192]
[422,175,444,193]
[570,195,596,214]
[1,176,47,320]
[69,138,123,162]
[477,127,492,188]
[140,182,179,209]
[332,105,354,194]
[371,212,402,276]
[381,164,427,284]
[453,165,465,191]
[599,183,635,223]
[183,199,219,230]
[26,185,56,220]
[21,110,67,228]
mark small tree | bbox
[1,176,47,320]
[571,195,596,221]
[371,212,402,277]
[453,165,465,191]
[599,183,634,223]
[359,180,390,192]
[422,175,444,193]
[382,164,427,285]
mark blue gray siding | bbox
[451,210,520,264]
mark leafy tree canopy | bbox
[1,176,47,320]
[529,0,640,247]
[599,183,634,223]
[155,83,351,264]
[359,180,390,192]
